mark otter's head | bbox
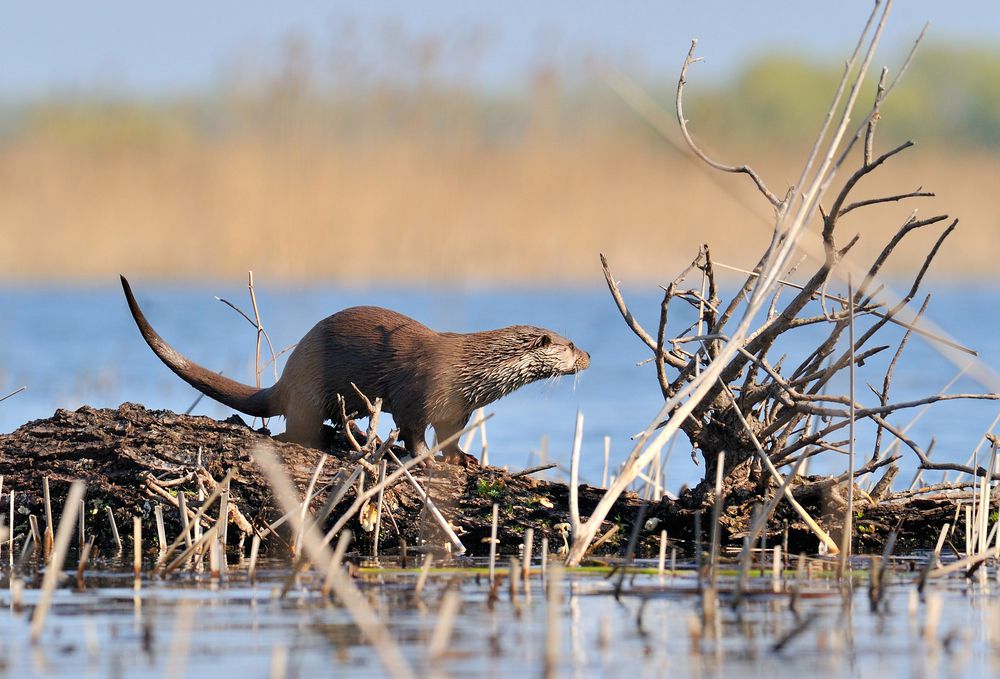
[521,328,591,377]
[456,325,590,410]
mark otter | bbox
[121,276,590,465]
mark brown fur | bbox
[121,276,590,464]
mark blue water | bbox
[1,282,998,490]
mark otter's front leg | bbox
[433,421,480,467]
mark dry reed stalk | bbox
[132,516,142,579]
[76,498,85,554]
[209,531,222,580]
[101,507,121,553]
[544,565,562,679]
[965,505,973,558]
[0,386,26,403]
[569,411,584,537]
[479,411,490,466]
[153,504,166,556]
[658,529,667,579]
[75,536,94,590]
[29,480,85,643]
[27,514,40,549]
[218,485,230,551]
[428,588,461,660]
[295,453,327,558]
[42,477,53,558]
[253,443,417,679]
[540,537,548,582]
[708,451,725,590]
[385,451,465,554]
[177,492,192,549]
[412,553,435,598]
[8,489,13,568]
[373,459,387,560]
[245,534,261,584]
[523,528,534,583]
[489,503,499,584]
[509,556,521,605]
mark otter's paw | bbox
[441,451,481,468]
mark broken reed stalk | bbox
[154,504,166,556]
[540,537,548,582]
[523,528,534,583]
[658,530,667,578]
[77,498,85,553]
[253,443,417,679]
[296,453,327,558]
[489,503,499,584]
[76,537,94,590]
[29,480,85,643]
[42,476,53,558]
[569,411,583,537]
[373,459,387,560]
[106,506,122,552]
[509,556,521,604]
[28,514,40,550]
[177,492,192,549]
[133,516,142,579]
[7,488,13,568]
[479,410,490,466]
[708,452,725,590]
[413,553,434,598]
[248,534,261,583]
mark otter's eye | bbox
[569,342,575,350]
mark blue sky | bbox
[3,2,998,96]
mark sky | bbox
[3,2,999,97]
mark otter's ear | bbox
[533,334,552,349]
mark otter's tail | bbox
[121,276,280,418]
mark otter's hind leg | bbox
[281,402,327,449]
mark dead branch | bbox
[676,40,783,208]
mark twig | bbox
[676,40,782,208]
[0,386,26,403]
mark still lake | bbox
[1,281,998,490]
